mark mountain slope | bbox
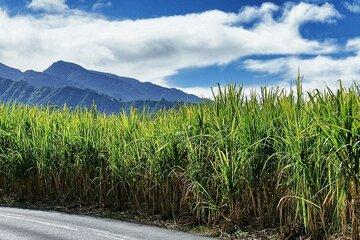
[0,62,23,80]
[0,78,180,113]
[42,61,200,102]
[0,60,201,110]
[18,70,71,88]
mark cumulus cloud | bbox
[346,37,360,52]
[27,0,68,13]
[0,2,343,94]
[236,2,280,23]
[243,38,360,91]
[344,0,360,13]
[178,86,217,99]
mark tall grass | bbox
[0,80,358,238]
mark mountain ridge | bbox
[43,61,200,102]
[0,60,201,112]
[0,77,182,113]
[0,62,23,80]
[0,60,200,102]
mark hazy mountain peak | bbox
[24,70,41,74]
[51,60,84,68]
[44,60,86,77]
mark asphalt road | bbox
[0,207,214,240]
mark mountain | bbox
[0,62,23,80]
[43,61,200,102]
[0,61,201,103]
[0,61,200,113]
[18,70,71,88]
[0,78,181,114]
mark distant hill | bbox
[0,62,23,80]
[0,78,182,114]
[0,61,201,103]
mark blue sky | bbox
[0,0,359,97]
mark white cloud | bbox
[243,38,360,91]
[346,37,360,52]
[0,2,342,93]
[179,86,217,99]
[92,0,112,11]
[237,2,280,23]
[344,0,360,13]
[27,0,68,13]
[180,84,273,99]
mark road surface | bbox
[0,206,214,240]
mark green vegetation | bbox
[0,79,358,238]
